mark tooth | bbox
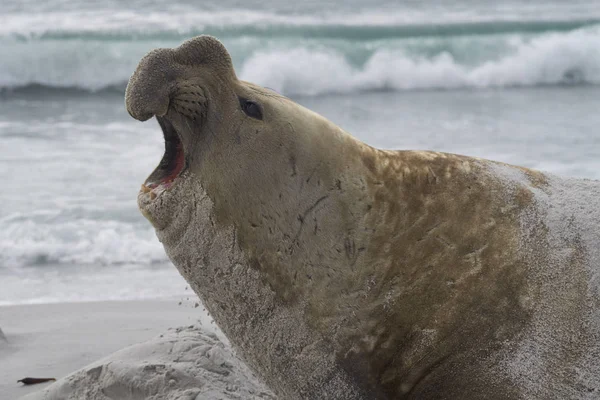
[141,184,151,193]
[150,191,157,200]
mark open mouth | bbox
[141,116,187,199]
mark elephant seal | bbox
[125,35,600,399]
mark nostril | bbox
[170,83,207,121]
[125,48,181,122]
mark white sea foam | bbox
[241,26,600,95]
[1,24,599,94]
[0,218,167,269]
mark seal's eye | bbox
[240,98,263,120]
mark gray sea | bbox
[2,0,600,305]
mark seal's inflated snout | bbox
[125,35,235,122]
[125,48,181,122]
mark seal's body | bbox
[126,36,600,399]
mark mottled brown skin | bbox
[127,36,600,399]
[295,150,536,399]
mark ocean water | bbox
[1,0,600,305]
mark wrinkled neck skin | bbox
[157,93,384,398]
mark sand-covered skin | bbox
[489,166,600,399]
[22,326,274,400]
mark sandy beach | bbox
[0,298,216,400]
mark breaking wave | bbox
[243,26,600,95]
[1,9,599,95]
[0,215,168,270]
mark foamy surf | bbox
[0,217,167,269]
[1,11,599,95]
[242,25,600,95]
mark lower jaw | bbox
[140,180,176,201]
[137,172,194,238]
[137,177,180,229]
[138,168,188,208]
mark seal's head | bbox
[127,35,349,243]
[127,36,265,233]
[126,36,236,232]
